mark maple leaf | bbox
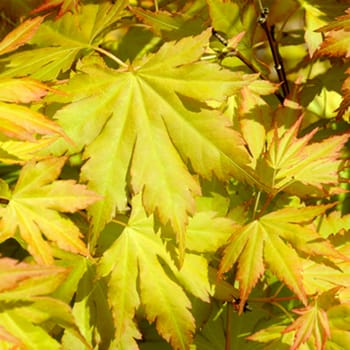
[0,77,56,103]
[316,8,350,59]
[257,116,349,196]
[49,30,254,258]
[99,194,195,350]
[0,257,84,349]
[283,303,331,350]
[0,157,101,264]
[0,138,55,164]
[219,204,341,313]
[0,76,68,142]
[32,0,80,18]
[185,211,236,253]
[335,69,350,121]
[0,2,128,80]
[0,257,67,295]
[299,1,348,57]
[0,101,68,142]
[0,16,44,56]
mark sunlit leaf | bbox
[0,77,56,103]
[257,116,349,196]
[99,194,195,349]
[219,205,339,312]
[0,2,128,80]
[0,16,44,56]
[0,157,100,264]
[48,30,255,256]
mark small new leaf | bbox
[283,303,331,350]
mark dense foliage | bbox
[0,0,349,349]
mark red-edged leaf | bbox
[32,0,80,18]
[0,16,44,56]
[0,78,57,103]
[283,304,331,350]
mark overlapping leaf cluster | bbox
[0,0,349,349]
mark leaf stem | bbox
[251,295,299,303]
[253,191,262,219]
[111,218,128,227]
[225,303,232,350]
[92,46,129,68]
[256,193,274,219]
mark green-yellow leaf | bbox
[185,211,235,253]
[0,158,100,264]
[260,116,349,196]
[50,31,253,252]
[99,194,195,350]
[0,2,127,80]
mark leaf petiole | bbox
[92,46,129,68]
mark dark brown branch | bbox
[258,8,290,99]
[211,28,284,103]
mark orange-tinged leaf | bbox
[219,205,339,309]
[261,116,349,196]
[236,221,264,313]
[316,8,350,59]
[0,257,67,293]
[283,303,331,350]
[0,138,56,164]
[317,29,350,58]
[0,78,55,103]
[0,158,100,264]
[336,70,350,121]
[0,101,67,141]
[0,16,44,56]
[32,0,80,18]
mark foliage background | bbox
[0,0,349,349]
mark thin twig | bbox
[225,303,232,350]
[258,7,290,99]
[211,28,284,102]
